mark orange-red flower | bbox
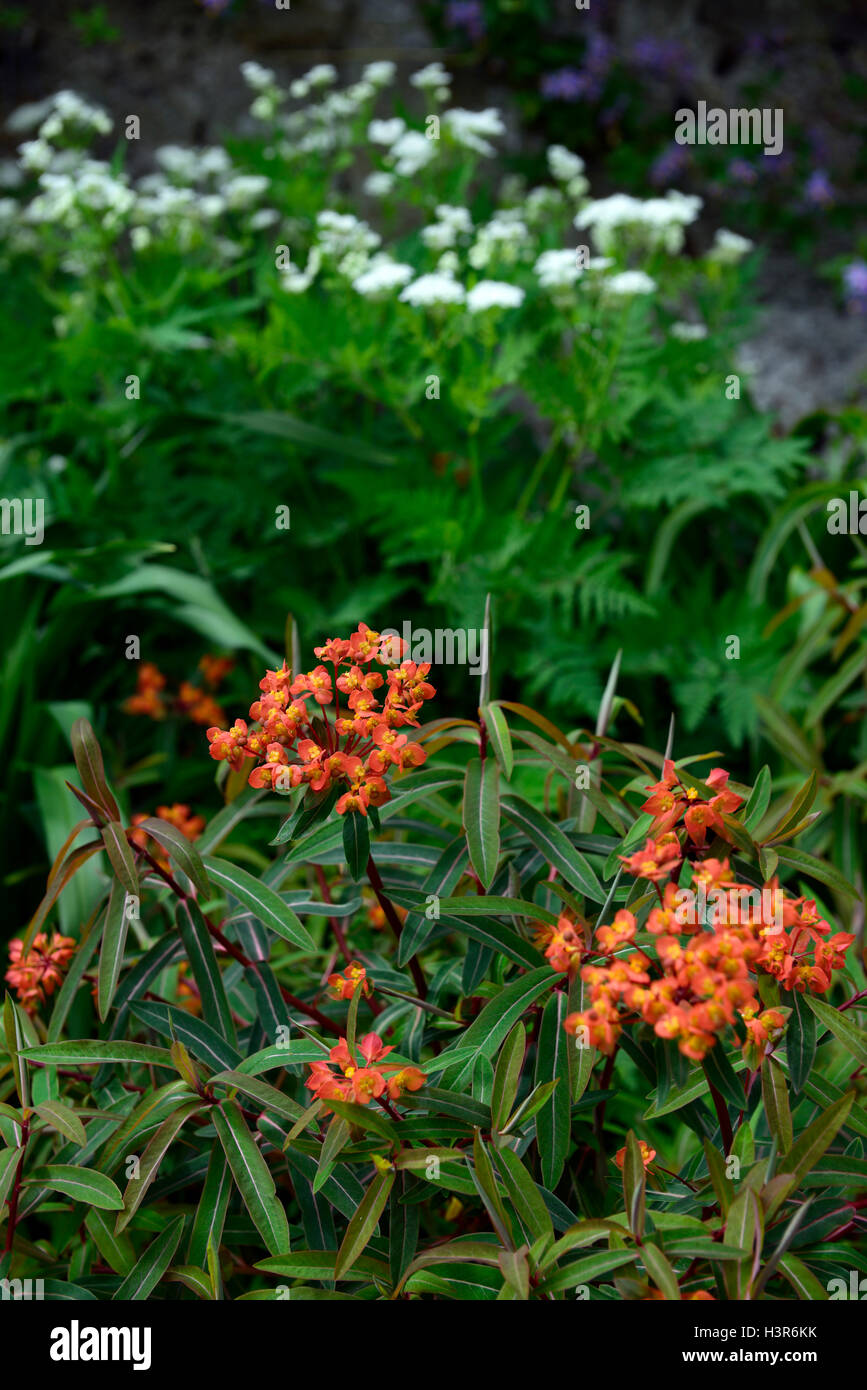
[614,1140,656,1171]
[6,932,76,1012]
[305,1032,427,1113]
[328,962,371,1000]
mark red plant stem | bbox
[366,855,428,999]
[708,1081,734,1153]
[207,922,343,1037]
[839,989,867,1013]
[314,865,352,966]
[129,837,343,1037]
[593,1048,619,1181]
[3,1116,30,1254]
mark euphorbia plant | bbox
[1,622,864,1300]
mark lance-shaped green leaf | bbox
[175,898,236,1044]
[481,703,513,780]
[113,1214,185,1300]
[0,1147,19,1210]
[702,1046,746,1111]
[498,1245,530,1299]
[495,1145,553,1245]
[212,1099,291,1255]
[491,1022,526,1133]
[210,1069,305,1123]
[645,1054,748,1119]
[342,810,369,883]
[4,993,30,1107]
[535,992,570,1189]
[742,765,772,832]
[116,1100,203,1232]
[805,994,867,1069]
[131,1001,240,1074]
[136,815,210,898]
[23,1164,123,1211]
[188,1146,232,1269]
[774,846,859,900]
[784,988,817,1096]
[723,1187,763,1299]
[501,794,605,903]
[778,1253,829,1301]
[335,1166,395,1280]
[622,1131,647,1240]
[398,835,468,965]
[313,1115,353,1194]
[100,1079,194,1172]
[20,1040,174,1069]
[205,857,315,951]
[766,1091,856,1218]
[97,880,129,1022]
[536,1248,638,1294]
[390,1173,419,1288]
[33,1099,86,1147]
[762,1056,793,1152]
[101,821,139,898]
[463,757,500,891]
[70,717,120,820]
[642,1242,680,1301]
[439,966,556,1089]
[85,1207,135,1275]
[703,1139,732,1217]
[469,1131,514,1250]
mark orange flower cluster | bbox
[328,961,371,1000]
[206,624,435,815]
[560,761,855,1062]
[123,656,232,727]
[6,932,76,1013]
[561,856,853,1063]
[306,1033,426,1111]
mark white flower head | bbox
[399,272,466,307]
[363,61,397,88]
[466,280,525,313]
[534,249,582,290]
[443,107,504,157]
[241,61,277,92]
[304,65,338,88]
[389,130,437,178]
[368,118,406,146]
[363,171,396,197]
[353,257,414,298]
[709,228,754,264]
[602,270,657,296]
[547,145,585,183]
[410,62,451,91]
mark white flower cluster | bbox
[708,228,754,264]
[421,204,473,251]
[575,190,703,255]
[546,145,589,200]
[443,108,505,158]
[469,211,529,270]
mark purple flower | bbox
[727,158,758,186]
[631,37,692,82]
[541,67,589,102]
[445,0,486,42]
[198,0,233,12]
[843,260,867,311]
[650,143,691,187]
[804,169,835,209]
[761,150,794,179]
[584,31,613,78]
